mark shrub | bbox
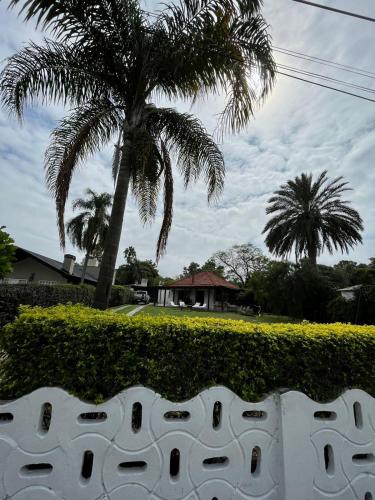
[108,285,134,307]
[0,296,19,328]
[327,296,355,323]
[0,283,95,308]
[328,289,375,325]
[0,283,133,311]
[1,304,375,403]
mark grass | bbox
[135,305,295,323]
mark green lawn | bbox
[135,305,295,323]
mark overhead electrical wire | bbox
[290,0,375,22]
[277,71,375,103]
[274,46,375,79]
[277,64,375,95]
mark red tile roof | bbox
[169,271,239,289]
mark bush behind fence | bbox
[0,284,134,326]
[1,304,375,403]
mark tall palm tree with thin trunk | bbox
[1,0,275,308]
[263,171,363,266]
[66,189,112,283]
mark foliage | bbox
[247,261,293,314]
[0,283,95,307]
[328,288,375,325]
[67,189,112,256]
[116,247,160,287]
[286,261,336,322]
[247,260,336,321]
[1,304,375,403]
[110,285,135,307]
[0,296,19,328]
[263,171,363,266]
[180,258,225,278]
[201,258,225,277]
[181,262,201,278]
[212,243,269,286]
[0,227,16,279]
[333,260,375,287]
[0,284,130,309]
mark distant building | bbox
[157,271,240,310]
[2,247,105,286]
[337,285,362,301]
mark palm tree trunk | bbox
[308,245,317,267]
[80,252,90,284]
[93,135,131,309]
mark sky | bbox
[0,0,374,277]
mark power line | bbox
[290,0,375,22]
[277,64,375,95]
[133,9,375,103]
[274,46,375,79]
[277,71,375,103]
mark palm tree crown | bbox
[1,0,275,307]
[263,171,363,266]
[66,189,112,282]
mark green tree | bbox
[201,258,225,277]
[213,243,269,286]
[66,189,112,283]
[248,260,293,314]
[1,0,275,308]
[0,227,16,279]
[116,247,160,286]
[181,262,201,278]
[263,171,363,267]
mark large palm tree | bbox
[66,189,112,283]
[1,0,275,308]
[263,171,363,266]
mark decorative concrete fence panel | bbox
[0,386,374,499]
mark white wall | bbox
[157,288,216,309]
[0,386,374,499]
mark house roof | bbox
[337,285,362,292]
[15,247,99,284]
[168,271,240,290]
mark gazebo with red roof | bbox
[157,271,240,310]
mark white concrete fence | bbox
[0,386,374,499]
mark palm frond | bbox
[263,171,363,263]
[0,39,109,119]
[66,187,112,254]
[45,99,122,247]
[130,133,162,225]
[153,3,275,132]
[147,107,225,201]
[156,140,174,260]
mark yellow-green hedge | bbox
[1,304,375,402]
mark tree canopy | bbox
[116,247,161,287]
[212,243,269,286]
[0,227,16,280]
[263,171,363,266]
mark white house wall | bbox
[157,289,216,310]
[1,386,374,499]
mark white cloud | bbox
[0,0,374,277]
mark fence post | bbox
[280,391,315,499]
